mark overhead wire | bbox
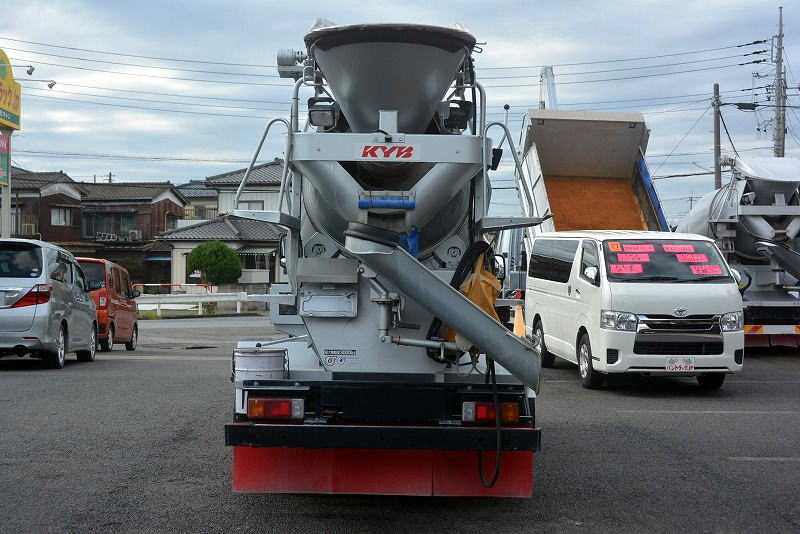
[652,105,712,175]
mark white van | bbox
[524,231,744,389]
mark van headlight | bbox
[720,311,744,331]
[601,310,638,331]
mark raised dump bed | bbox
[517,109,668,238]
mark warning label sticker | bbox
[323,349,359,366]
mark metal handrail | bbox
[233,117,293,212]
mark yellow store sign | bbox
[0,49,21,130]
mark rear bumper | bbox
[226,422,541,451]
[0,316,56,355]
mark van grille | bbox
[633,341,723,355]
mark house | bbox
[157,214,285,292]
[6,165,85,241]
[207,158,283,213]
[78,181,187,242]
[175,179,218,227]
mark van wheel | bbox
[697,373,725,390]
[77,326,97,362]
[578,333,604,389]
[125,325,138,351]
[45,326,67,369]
[100,325,114,352]
[534,321,555,368]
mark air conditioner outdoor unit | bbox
[21,223,37,235]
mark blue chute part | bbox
[358,196,416,209]
[399,227,420,258]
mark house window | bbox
[51,207,73,227]
[237,200,264,210]
[239,253,268,270]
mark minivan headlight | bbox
[601,310,638,331]
[720,311,744,331]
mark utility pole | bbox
[713,83,722,189]
[773,6,786,157]
[93,173,97,184]
[108,172,115,183]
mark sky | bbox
[2,0,799,224]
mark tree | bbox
[186,240,242,285]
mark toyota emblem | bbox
[674,307,688,317]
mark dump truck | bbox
[224,21,544,497]
[502,110,669,297]
[677,156,800,347]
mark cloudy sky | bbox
[2,0,799,223]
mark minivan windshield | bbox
[0,245,42,278]
[603,239,731,283]
[78,261,106,287]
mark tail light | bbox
[12,284,52,308]
[98,290,108,309]
[462,401,520,423]
[514,289,525,299]
[247,398,304,420]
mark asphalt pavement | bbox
[1,316,799,533]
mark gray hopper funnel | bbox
[305,24,476,133]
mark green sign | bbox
[0,134,8,186]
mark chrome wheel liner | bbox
[57,329,66,366]
[90,329,96,359]
[579,342,589,378]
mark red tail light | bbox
[12,284,52,308]
[462,401,520,423]
[514,289,525,299]
[247,398,304,420]
[98,289,108,309]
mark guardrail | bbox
[136,292,249,316]
[133,283,212,294]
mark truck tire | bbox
[125,325,138,351]
[534,321,555,368]
[578,333,604,389]
[100,325,114,352]
[76,326,97,362]
[44,325,67,369]
[697,373,725,390]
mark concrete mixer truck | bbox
[223,21,544,497]
[677,156,800,348]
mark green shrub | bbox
[187,240,242,285]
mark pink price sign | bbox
[663,244,695,253]
[676,253,708,263]
[622,243,655,253]
[690,264,723,275]
[617,253,650,262]
[610,263,644,274]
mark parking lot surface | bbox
[1,317,799,533]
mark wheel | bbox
[125,325,138,351]
[77,326,97,362]
[45,325,67,369]
[100,325,114,352]
[578,333,604,389]
[534,320,555,368]
[697,373,725,390]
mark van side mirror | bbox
[88,280,102,291]
[730,268,742,286]
[493,253,506,282]
[583,266,599,285]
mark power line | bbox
[0,35,277,67]
[719,109,740,156]
[13,148,254,163]
[477,40,767,70]
[8,56,288,86]
[1,45,278,77]
[652,105,712,175]
[484,60,767,88]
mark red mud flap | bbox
[232,447,534,497]
[227,423,540,497]
[745,334,800,348]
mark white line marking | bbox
[728,457,800,462]
[618,410,800,415]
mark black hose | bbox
[478,358,502,488]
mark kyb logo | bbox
[359,145,416,160]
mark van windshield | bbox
[78,261,106,287]
[602,239,731,283]
[0,245,42,278]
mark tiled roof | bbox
[158,215,284,242]
[10,166,84,192]
[176,180,218,199]
[78,181,184,202]
[205,158,283,187]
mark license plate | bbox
[665,357,695,371]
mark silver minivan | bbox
[0,239,99,368]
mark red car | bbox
[76,258,139,351]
